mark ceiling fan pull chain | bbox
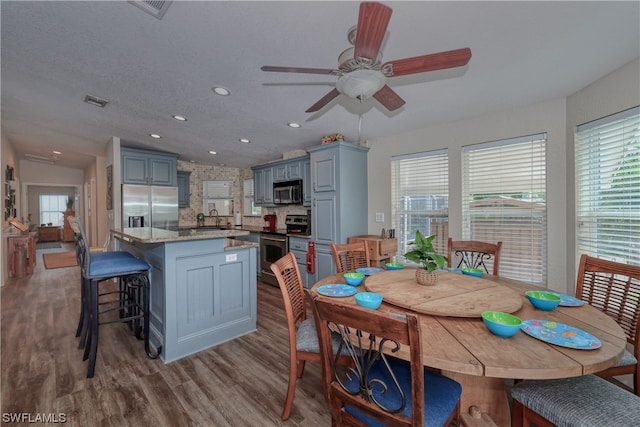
[358,114,363,143]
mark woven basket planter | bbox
[416,268,439,286]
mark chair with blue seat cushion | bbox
[270,252,351,420]
[69,216,135,346]
[75,217,160,378]
[576,254,640,395]
[310,294,461,427]
[510,374,640,427]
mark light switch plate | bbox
[375,212,384,222]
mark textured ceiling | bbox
[2,1,639,170]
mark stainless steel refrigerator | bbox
[122,184,178,229]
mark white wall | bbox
[366,58,640,294]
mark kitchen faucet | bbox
[209,208,220,227]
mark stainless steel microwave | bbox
[273,179,303,205]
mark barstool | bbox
[75,218,161,378]
[70,217,134,349]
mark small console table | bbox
[38,226,61,242]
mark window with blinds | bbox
[203,180,233,216]
[243,178,262,216]
[576,106,640,266]
[462,134,547,285]
[391,149,449,261]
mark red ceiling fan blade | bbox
[354,2,392,61]
[261,65,338,75]
[306,89,341,113]
[373,85,405,111]
[383,48,472,77]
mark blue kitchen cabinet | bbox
[273,158,304,182]
[308,141,369,279]
[177,171,191,208]
[122,147,177,186]
[289,235,315,288]
[252,165,274,206]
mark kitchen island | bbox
[111,227,258,363]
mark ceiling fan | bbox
[261,2,472,113]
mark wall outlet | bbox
[375,212,384,222]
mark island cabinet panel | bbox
[119,237,257,364]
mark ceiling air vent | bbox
[24,154,55,165]
[128,0,172,20]
[84,94,108,108]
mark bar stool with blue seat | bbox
[75,218,161,378]
[69,217,135,350]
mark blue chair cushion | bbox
[343,356,461,427]
[91,251,135,262]
[511,374,640,426]
[87,256,150,279]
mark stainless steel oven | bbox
[260,232,288,286]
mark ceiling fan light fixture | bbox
[336,69,386,100]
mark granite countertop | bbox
[111,227,250,244]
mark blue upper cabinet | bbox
[252,165,274,206]
[272,158,305,182]
[177,171,191,207]
[122,147,178,186]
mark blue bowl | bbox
[385,262,405,270]
[344,272,365,286]
[461,267,484,278]
[526,291,561,311]
[355,292,383,310]
[481,311,523,338]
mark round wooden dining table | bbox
[311,268,627,426]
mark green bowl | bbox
[461,267,484,278]
[481,311,523,338]
[526,291,561,311]
[385,262,404,270]
[344,272,365,286]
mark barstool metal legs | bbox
[83,272,161,378]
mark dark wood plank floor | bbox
[1,244,329,426]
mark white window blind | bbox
[391,149,449,261]
[576,106,640,266]
[243,178,261,216]
[203,180,233,216]
[40,195,67,226]
[462,134,547,285]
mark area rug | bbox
[43,251,78,269]
[36,241,62,250]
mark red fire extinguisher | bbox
[306,241,315,273]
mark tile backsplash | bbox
[177,160,309,229]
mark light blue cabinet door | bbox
[303,160,311,206]
[177,171,191,207]
[312,152,336,192]
[122,147,177,186]
[315,244,336,279]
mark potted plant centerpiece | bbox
[404,230,447,285]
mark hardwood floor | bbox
[1,244,329,426]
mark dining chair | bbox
[270,252,351,420]
[575,254,640,395]
[309,295,462,427]
[510,374,640,427]
[447,237,502,275]
[330,241,371,273]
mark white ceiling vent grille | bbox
[128,1,172,20]
[24,154,55,164]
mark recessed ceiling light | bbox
[212,86,230,96]
[209,150,217,155]
[238,138,251,144]
[172,115,187,121]
[149,133,162,139]
[288,122,301,128]
[52,150,62,155]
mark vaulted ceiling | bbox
[2,1,639,170]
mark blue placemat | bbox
[520,319,601,349]
[317,284,358,297]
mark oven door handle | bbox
[261,236,286,243]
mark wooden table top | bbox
[365,269,522,317]
[312,271,627,380]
